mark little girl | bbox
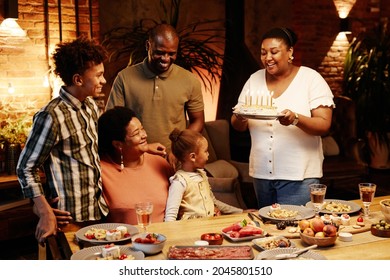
[164,128,243,221]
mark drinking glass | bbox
[135,202,153,233]
[310,184,327,216]
[359,183,376,218]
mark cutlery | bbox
[260,244,318,260]
[248,212,272,225]
[247,212,261,227]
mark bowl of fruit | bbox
[380,199,390,222]
[131,233,166,255]
[200,233,223,245]
[299,217,338,247]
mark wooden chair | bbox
[43,231,73,260]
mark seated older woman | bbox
[98,106,174,225]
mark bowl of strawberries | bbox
[201,233,223,245]
[131,233,166,255]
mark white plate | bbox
[235,112,285,120]
[221,231,267,242]
[70,245,144,260]
[258,205,315,222]
[75,223,139,245]
[255,247,326,260]
[305,199,361,214]
[252,236,296,251]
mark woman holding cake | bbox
[231,27,334,208]
[98,106,175,225]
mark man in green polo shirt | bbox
[106,24,205,158]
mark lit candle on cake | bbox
[260,90,264,106]
[245,93,251,106]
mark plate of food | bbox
[221,231,267,242]
[167,245,254,260]
[255,247,327,260]
[221,218,267,242]
[75,223,139,245]
[252,236,295,251]
[70,244,144,260]
[305,199,361,214]
[258,204,315,222]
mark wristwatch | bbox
[292,112,299,126]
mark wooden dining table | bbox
[62,195,390,260]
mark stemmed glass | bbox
[135,201,153,233]
[359,183,376,218]
[310,184,327,217]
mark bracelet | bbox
[292,112,299,126]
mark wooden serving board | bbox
[260,211,384,239]
[338,211,382,234]
[262,224,300,239]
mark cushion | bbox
[322,136,340,156]
[204,160,239,178]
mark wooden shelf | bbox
[0,174,20,190]
[0,198,30,211]
[0,174,26,212]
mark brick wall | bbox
[0,0,100,127]
[293,0,388,96]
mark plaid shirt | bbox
[17,87,108,222]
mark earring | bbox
[120,147,124,171]
[288,55,294,63]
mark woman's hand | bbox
[280,106,332,136]
[279,109,297,126]
[231,113,248,132]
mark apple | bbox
[310,217,325,233]
[323,224,337,237]
[298,219,310,232]
[315,231,325,238]
[303,227,315,237]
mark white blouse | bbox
[234,66,335,180]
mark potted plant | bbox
[343,21,390,169]
[101,0,225,94]
[0,101,33,174]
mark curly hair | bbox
[98,106,137,155]
[169,128,203,162]
[52,37,107,86]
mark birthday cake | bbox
[237,104,278,116]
